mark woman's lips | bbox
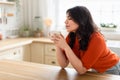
[66,25,70,29]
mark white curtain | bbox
[21,0,56,36]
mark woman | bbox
[51,6,120,75]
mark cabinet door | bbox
[30,43,44,63]
[0,47,23,60]
[22,44,31,61]
[0,45,31,61]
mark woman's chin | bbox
[66,29,71,32]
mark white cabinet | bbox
[0,47,23,60]
[30,42,44,63]
[0,45,30,61]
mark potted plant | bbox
[22,27,30,37]
[34,28,43,37]
[100,23,117,32]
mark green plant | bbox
[23,27,29,31]
[100,23,117,28]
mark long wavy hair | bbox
[67,6,99,51]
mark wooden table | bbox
[0,59,120,80]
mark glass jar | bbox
[33,16,43,31]
[32,16,43,37]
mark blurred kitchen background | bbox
[0,0,120,40]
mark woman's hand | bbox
[51,34,68,50]
[51,34,69,68]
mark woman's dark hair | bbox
[67,6,98,51]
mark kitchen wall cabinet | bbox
[0,44,30,61]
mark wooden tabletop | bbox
[0,59,120,80]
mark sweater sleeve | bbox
[65,35,69,44]
[81,33,106,69]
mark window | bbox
[51,0,120,31]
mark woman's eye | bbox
[68,17,72,20]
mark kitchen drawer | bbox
[45,44,56,56]
[45,56,73,67]
[45,56,58,66]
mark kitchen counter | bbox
[0,37,53,51]
[0,59,120,80]
[0,37,120,52]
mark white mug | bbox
[49,31,61,39]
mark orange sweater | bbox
[66,32,119,73]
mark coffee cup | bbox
[49,31,61,39]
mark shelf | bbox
[0,1,15,5]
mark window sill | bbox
[102,31,120,40]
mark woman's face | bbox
[65,14,79,32]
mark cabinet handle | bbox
[51,61,56,64]
[51,48,56,51]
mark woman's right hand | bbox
[51,34,69,50]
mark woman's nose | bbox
[64,19,67,24]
